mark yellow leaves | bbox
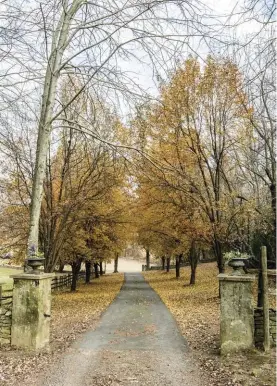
[0,273,124,386]
[131,56,258,255]
[144,265,276,386]
[52,273,124,324]
[51,273,124,343]
[144,262,219,308]
[143,263,220,374]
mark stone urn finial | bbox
[27,245,45,274]
[224,250,250,276]
[228,257,247,275]
[27,257,45,274]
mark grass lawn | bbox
[144,263,276,386]
[0,267,23,289]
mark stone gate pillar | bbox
[218,273,255,355]
[11,273,53,350]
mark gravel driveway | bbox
[41,273,203,386]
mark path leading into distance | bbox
[42,273,202,386]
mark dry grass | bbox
[144,263,276,386]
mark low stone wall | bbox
[254,308,276,347]
[268,270,276,288]
[0,285,13,345]
[0,272,86,346]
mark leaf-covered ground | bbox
[143,263,276,386]
[0,273,124,386]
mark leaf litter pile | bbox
[144,263,276,386]
[0,273,124,386]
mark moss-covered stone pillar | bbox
[218,273,255,355]
[11,273,53,350]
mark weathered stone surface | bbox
[0,320,11,326]
[0,289,12,346]
[1,298,12,305]
[218,274,255,355]
[0,334,11,339]
[11,273,54,351]
[0,314,10,320]
[0,337,11,345]
[0,327,11,333]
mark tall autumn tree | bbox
[0,0,212,258]
[132,134,209,283]
[131,57,256,274]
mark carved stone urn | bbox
[27,257,45,274]
[228,258,247,275]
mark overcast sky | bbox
[117,0,264,115]
[0,0,270,121]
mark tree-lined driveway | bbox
[42,273,202,386]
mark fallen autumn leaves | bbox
[1,267,275,386]
[0,273,124,386]
[143,263,276,386]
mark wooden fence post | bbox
[261,246,270,352]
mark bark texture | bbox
[114,254,119,273]
[27,3,83,259]
[100,261,104,275]
[175,255,181,279]
[71,259,82,291]
[94,263,99,279]
[146,249,150,269]
[166,257,170,273]
[188,242,200,285]
[85,261,91,284]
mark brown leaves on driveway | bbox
[144,263,276,386]
[0,273,124,386]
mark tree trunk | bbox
[94,263,99,278]
[270,182,276,259]
[188,241,199,285]
[175,255,180,279]
[166,257,170,273]
[114,254,119,273]
[99,261,104,275]
[161,256,165,270]
[190,266,196,285]
[27,6,81,260]
[213,238,225,273]
[58,263,64,273]
[71,259,81,291]
[85,261,91,284]
[146,249,150,269]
